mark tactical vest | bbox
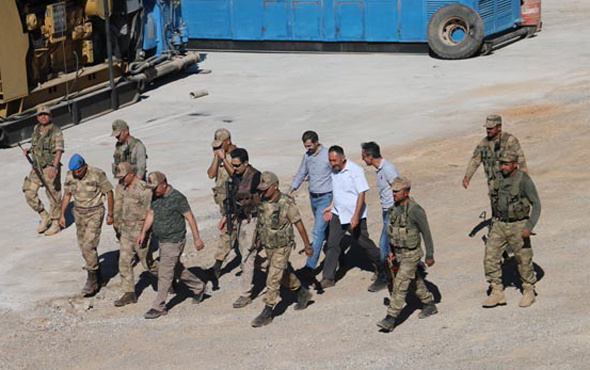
[480,133,510,191]
[31,124,58,168]
[113,137,143,173]
[233,165,260,217]
[257,194,295,248]
[492,170,531,221]
[387,198,421,249]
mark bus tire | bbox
[427,3,484,59]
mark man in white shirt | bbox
[320,145,386,291]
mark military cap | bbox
[36,105,51,116]
[499,150,518,163]
[146,171,167,189]
[111,119,129,137]
[211,128,231,148]
[257,171,279,190]
[483,114,502,128]
[68,154,85,171]
[114,162,133,179]
[391,177,411,191]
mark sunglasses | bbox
[231,162,243,168]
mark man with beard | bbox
[376,177,437,333]
[251,171,313,327]
[482,151,541,308]
[60,154,114,296]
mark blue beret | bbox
[68,154,85,171]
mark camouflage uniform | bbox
[114,179,158,293]
[112,137,147,179]
[256,192,302,306]
[64,166,113,271]
[213,152,238,262]
[386,198,434,318]
[464,131,527,194]
[485,169,541,287]
[22,123,64,222]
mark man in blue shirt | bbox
[361,142,399,262]
[288,131,333,275]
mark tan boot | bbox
[36,210,51,233]
[482,283,507,308]
[519,283,536,307]
[44,221,61,236]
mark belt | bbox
[309,191,332,198]
[495,216,529,223]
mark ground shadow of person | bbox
[382,272,442,328]
[164,266,213,311]
[334,234,377,282]
[500,257,545,290]
[272,285,316,319]
[97,250,120,286]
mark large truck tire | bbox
[427,3,484,59]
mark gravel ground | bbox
[0,0,589,369]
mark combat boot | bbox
[36,210,51,233]
[294,286,312,310]
[376,315,396,332]
[44,221,61,236]
[114,292,138,307]
[81,270,99,297]
[251,305,273,327]
[482,283,507,308]
[233,295,252,308]
[367,268,388,292]
[418,302,438,319]
[320,278,335,289]
[212,260,223,279]
[519,283,536,308]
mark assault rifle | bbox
[18,143,58,203]
[469,211,492,243]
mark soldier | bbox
[139,172,207,319]
[251,171,313,327]
[287,130,333,277]
[220,148,262,309]
[206,128,237,278]
[112,162,159,307]
[21,106,64,236]
[111,119,147,179]
[59,154,114,296]
[377,177,438,333]
[463,114,527,192]
[482,151,541,308]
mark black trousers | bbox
[322,214,381,281]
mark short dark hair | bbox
[328,145,344,156]
[230,147,249,163]
[361,142,381,158]
[302,130,319,143]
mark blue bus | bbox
[181,0,542,59]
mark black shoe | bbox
[251,305,273,328]
[213,260,223,279]
[418,302,438,319]
[144,308,167,319]
[192,290,205,305]
[376,315,396,332]
[294,287,312,310]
